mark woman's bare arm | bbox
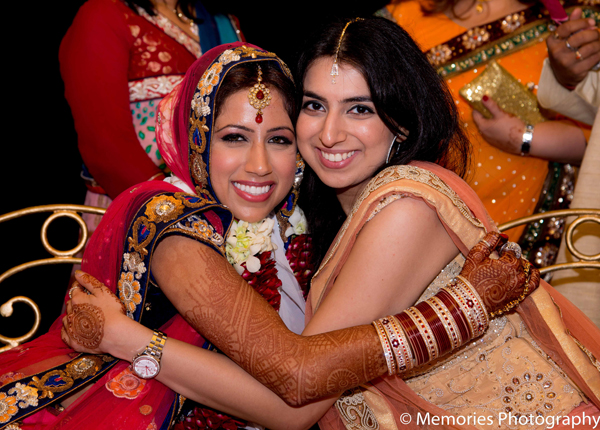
[305,197,458,334]
[473,97,587,164]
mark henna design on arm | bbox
[155,242,387,406]
[66,303,105,350]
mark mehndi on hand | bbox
[460,231,540,316]
[61,271,127,355]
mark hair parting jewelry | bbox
[372,275,493,374]
[330,18,364,84]
[248,65,272,123]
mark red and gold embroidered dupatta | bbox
[0,42,294,430]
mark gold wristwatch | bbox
[132,331,167,379]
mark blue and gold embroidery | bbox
[0,355,116,424]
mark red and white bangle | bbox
[381,315,414,372]
[373,318,396,375]
[372,276,490,374]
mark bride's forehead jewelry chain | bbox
[248,65,271,124]
[330,18,364,84]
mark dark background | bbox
[1,1,388,342]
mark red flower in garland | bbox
[237,234,314,310]
[173,407,247,430]
[285,235,314,299]
[241,251,282,311]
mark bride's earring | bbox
[294,154,305,189]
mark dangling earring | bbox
[293,153,305,190]
[276,153,305,241]
[386,135,399,165]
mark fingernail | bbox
[500,233,509,240]
[482,95,489,102]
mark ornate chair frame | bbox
[497,208,600,276]
[0,205,105,352]
[1,206,598,352]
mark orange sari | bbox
[307,162,600,429]
[387,1,596,260]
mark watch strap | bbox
[521,124,534,156]
[134,330,167,362]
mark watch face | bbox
[133,356,159,379]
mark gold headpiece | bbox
[330,18,364,84]
[248,65,271,123]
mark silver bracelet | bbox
[521,124,534,156]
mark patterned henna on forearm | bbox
[171,250,387,406]
[66,303,105,350]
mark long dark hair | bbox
[295,16,471,267]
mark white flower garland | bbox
[226,207,308,274]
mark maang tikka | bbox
[330,18,364,84]
[248,65,271,123]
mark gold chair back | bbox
[498,208,600,275]
[1,207,597,352]
[0,205,105,352]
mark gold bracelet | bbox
[489,259,532,318]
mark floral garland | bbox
[226,218,276,274]
[225,207,313,309]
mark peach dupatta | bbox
[306,162,600,430]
